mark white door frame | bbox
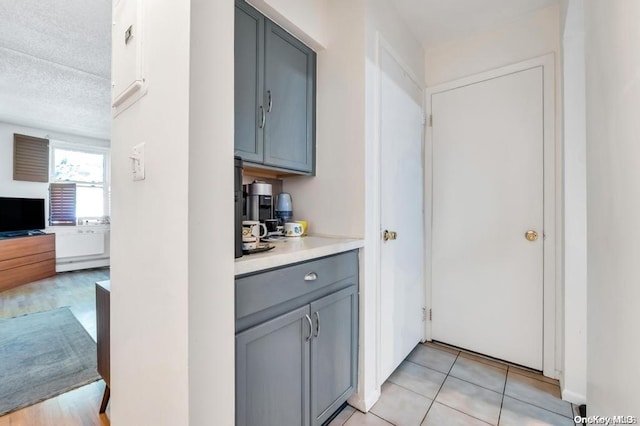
[374,32,426,387]
[424,53,559,379]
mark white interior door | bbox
[431,67,544,370]
[379,45,425,382]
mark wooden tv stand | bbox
[0,233,56,292]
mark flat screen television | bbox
[0,197,45,233]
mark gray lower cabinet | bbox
[234,1,316,175]
[310,286,358,426]
[235,251,359,426]
[236,305,311,426]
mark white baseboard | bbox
[348,387,381,413]
[562,388,586,405]
[56,258,110,272]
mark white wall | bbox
[283,0,366,240]
[424,5,562,86]
[424,3,570,389]
[188,0,235,424]
[246,0,328,50]
[110,0,192,424]
[561,0,587,404]
[0,121,109,221]
[585,0,640,414]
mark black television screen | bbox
[0,197,45,233]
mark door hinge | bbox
[428,114,433,127]
[429,308,432,321]
[422,307,427,322]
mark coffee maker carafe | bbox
[246,181,273,222]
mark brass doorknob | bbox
[383,230,397,242]
[525,230,538,242]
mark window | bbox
[49,142,110,225]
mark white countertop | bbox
[235,235,364,276]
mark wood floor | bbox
[0,268,111,426]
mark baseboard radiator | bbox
[54,229,110,272]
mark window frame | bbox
[49,141,111,220]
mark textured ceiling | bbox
[0,0,112,140]
[391,0,559,47]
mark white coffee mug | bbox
[284,222,303,237]
[242,220,267,239]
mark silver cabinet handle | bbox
[304,272,318,281]
[305,314,313,342]
[314,311,320,338]
[259,106,265,128]
[267,90,273,112]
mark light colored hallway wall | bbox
[561,0,587,404]
[424,5,561,87]
[585,0,640,414]
[283,0,366,240]
[246,0,328,49]
[110,1,191,424]
[188,0,235,424]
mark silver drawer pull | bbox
[304,272,318,281]
[314,311,320,338]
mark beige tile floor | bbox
[330,342,580,426]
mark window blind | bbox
[13,134,49,182]
[49,183,76,225]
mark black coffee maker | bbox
[234,157,243,258]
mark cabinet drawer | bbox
[236,251,358,328]
[0,259,56,292]
[0,234,55,260]
[0,251,54,272]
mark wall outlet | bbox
[131,143,145,181]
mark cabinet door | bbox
[310,285,358,426]
[264,20,316,173]
[234,1,264,163]
[236,304,311,426]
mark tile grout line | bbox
[504,368,574,420]
[431,350,506,425]
[369,411,396,426]
[338,407,355,426]
[418,351,461,424]
[435,342,559,387]
[432,400,495,425]
[503,393,575,420]
[496,365,509,425]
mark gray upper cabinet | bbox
[264,21,316,173]
[234,1,264,163]
[234,1,316,175]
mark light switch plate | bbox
[132,143,145,181]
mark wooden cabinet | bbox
[0,234,55,292]
[235,251,358,426]
[234,1,316,175]
[96,280,110,413]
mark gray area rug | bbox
[0,307,100,416]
